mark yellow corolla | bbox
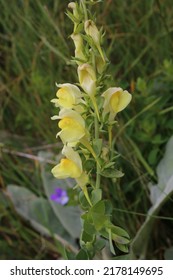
[51,83,82,109]
[51,109,87,146]
[51,146,82,179]
[52,158,81,179]
[102,87,132,120]
[51,146,89,187]
[78,63,96,96]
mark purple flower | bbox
[50,188,69,205]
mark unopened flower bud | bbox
[84,20,100,45]
[68,2,80,20]
[71,33,86,64]
[84,20,105,61]
[78,63,96,96]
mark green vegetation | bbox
[0,0,173,259]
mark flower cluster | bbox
[50,0,132,256]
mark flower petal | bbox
[78,63,96,96]
[54,83,82,109]
[51,158,82,179]
[50,188,69,205]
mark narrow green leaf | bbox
[108,229,116,255]
[115,243,129,253]
[100,169,124,178]
[110,224,130,239]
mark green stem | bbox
[80,0,88,21]
[90,95,100,121]
[80,137,101,168]
[108,125,113,148]
[95,113,101,189]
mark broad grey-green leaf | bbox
[156,135,173,191]
[131,175,173,259]
[39,151,82,239]
[164,247,173,260]
[149,135,173,205]
[131,136,173,259]
[7,185,77,252]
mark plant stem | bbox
[108,125,113,148]
[95,113,101,189]
[80,0,88,21]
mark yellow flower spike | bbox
[102,87,132,121]
[51,83,82,109]
[84,20,105,62]
[78,63,96,96]
[54,109,87,146]
[71,33,86,64]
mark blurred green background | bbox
[0,0,173,259]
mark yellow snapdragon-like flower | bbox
[51,83,82,109]
[102,87,132,120]
[51,109,87,146]
[71,33,86,64]
[51,146,82,179]
[78,63,96,96]
[51,146,88,187]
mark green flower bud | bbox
[84,20,100,46]
[71,33,86,64]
